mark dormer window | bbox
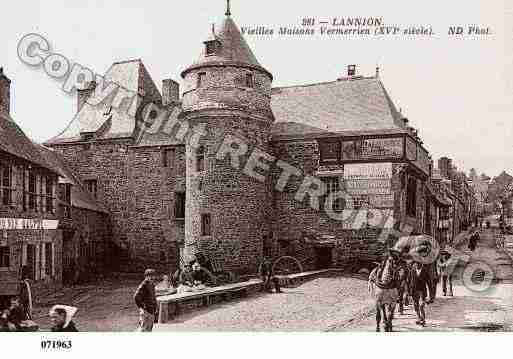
[205,41,217,55]
[246,73,254,88]
[81,132,94,141]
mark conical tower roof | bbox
[181,14,272,79]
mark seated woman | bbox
[6,296,28,331]
[191,261,208,290]
[177,263,195,293]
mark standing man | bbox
[409,262,430,326]
[134,268,158,332]
[260,257,281,293]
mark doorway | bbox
[26,244,36,280]
[314,247,333,270]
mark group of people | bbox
[133,256,282,332]
[133,259,215,332]
[468,230,480,252]
[0,266,79,332]
[371,245,456,330]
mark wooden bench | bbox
[157,278,263,323]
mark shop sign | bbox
[343,163,393,196]
[342,137,403,160]
[343,162,393,179]
[0,218,59,230]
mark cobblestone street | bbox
[155,275,373,332]
[30,226,513,332]
[338,226,513,332]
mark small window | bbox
[322,177,344,211]
[0,164,12,206]
[205,41,217,55]
[45,176,54,213]
[82,133,94,141]
[85,179,97,198]
[196,146,205,172]
[246,73,254,88]
[406,176,417,217]
[175,192,186,219]
[45,243,53,276]
[197,72,207,88]
[162,148,175,168]
[201,214,212,236]
[0,246,9,268]
[28,172,37,211]
[319,140,341,165]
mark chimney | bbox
[0,67,11,114]
[438,157,452,179]
[347,64,356,77]
[77,81,96,113]
[162,79,180,107]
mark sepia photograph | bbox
[0,0,512,356]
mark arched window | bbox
[196,146,205,172]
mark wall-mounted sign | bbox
[406,137,417,161]
[0,218,59,231]
[369,195,395,208]
[343,163,393,179]
[342,137,403,160]
[343,163,393,199]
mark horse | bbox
[368,253,400,332]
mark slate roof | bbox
[270,77,407,140]
[45,59,162,145]
[0,110,59,173]
[135,105,184,147]
[37,145,108,214]
[181,16,272,78]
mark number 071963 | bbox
[40,340,72,350]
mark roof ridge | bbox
[272,76,378,91]
[112,58,142,65]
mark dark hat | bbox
[144,268,156,277]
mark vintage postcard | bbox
[0,0,512,356]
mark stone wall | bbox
[270,139,426,270]
[52,140,186,274]
[184,115,273,275]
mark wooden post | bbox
[158,302,168,324]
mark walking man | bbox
[134,268,158,332]
[409,262,430,326]
[437,251,453,296]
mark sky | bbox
[1,0,512,178]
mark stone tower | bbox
[180,6,274,274]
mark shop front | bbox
[0,218,62,300]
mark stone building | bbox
[44,8,441,275]
[0,68,109,300]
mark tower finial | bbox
[225,0,231,16]
[375,64,380,78]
